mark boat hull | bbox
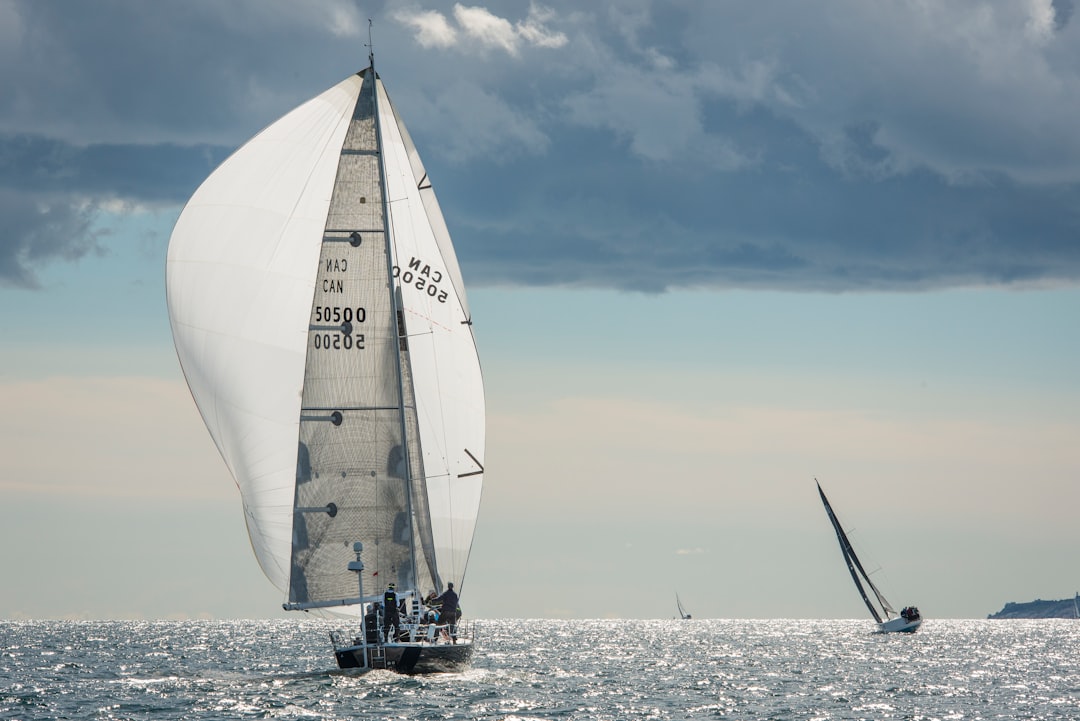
[878,617,922,633]
[334,640,473,674]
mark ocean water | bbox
[2,619,1078,720]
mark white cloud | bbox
[395,2,567,56]
[395,8,458,48]
[1026,0,1057,42]
[645,47,675,72]
[324,2,364,38]
[516,3,569,49]
[454,4,519,54]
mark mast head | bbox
[366,18,375,70]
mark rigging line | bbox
[403,306,455,334]
[400,327,435,338]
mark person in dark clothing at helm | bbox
[434,582,459,642]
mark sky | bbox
[1,0,1079,622]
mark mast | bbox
[367,18,375,72]
[369,35,424,594]
[816,480,894,623]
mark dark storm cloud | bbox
[443,118,1080,293]
[0,0,374,287]
[0,0,377,145]
[0,135,228,201]
[0,133,228,287]
[1053,0,1075,29]
[0,188,99,289]
[397,0,1080,292]
[4,0,1080,292]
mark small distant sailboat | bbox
[676,593,692,620]
[167,36,484,673]
[1074,592,1078,619]
[816,480,921,633]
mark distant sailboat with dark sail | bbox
[816,480,921,633]
[676,593,692,620]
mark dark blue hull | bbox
[334,640,473,674]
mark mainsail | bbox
[816,480,895,623]
[167,67,484,616]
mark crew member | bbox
[435,582,460,642]
[383,584,400,641]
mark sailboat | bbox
[166,43,485,673]
[816,480,921,633]
[676,593,692,620]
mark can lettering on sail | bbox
[320,257,349,294]
[392,257,449,303]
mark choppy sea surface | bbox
[2,619,1078,720]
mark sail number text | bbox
[314,306,366,324]
[314,332,364,350]
[393,257,448,303]
[312,305,366,351]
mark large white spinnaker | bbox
[167,68,485,610]
[166,76,362,593]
